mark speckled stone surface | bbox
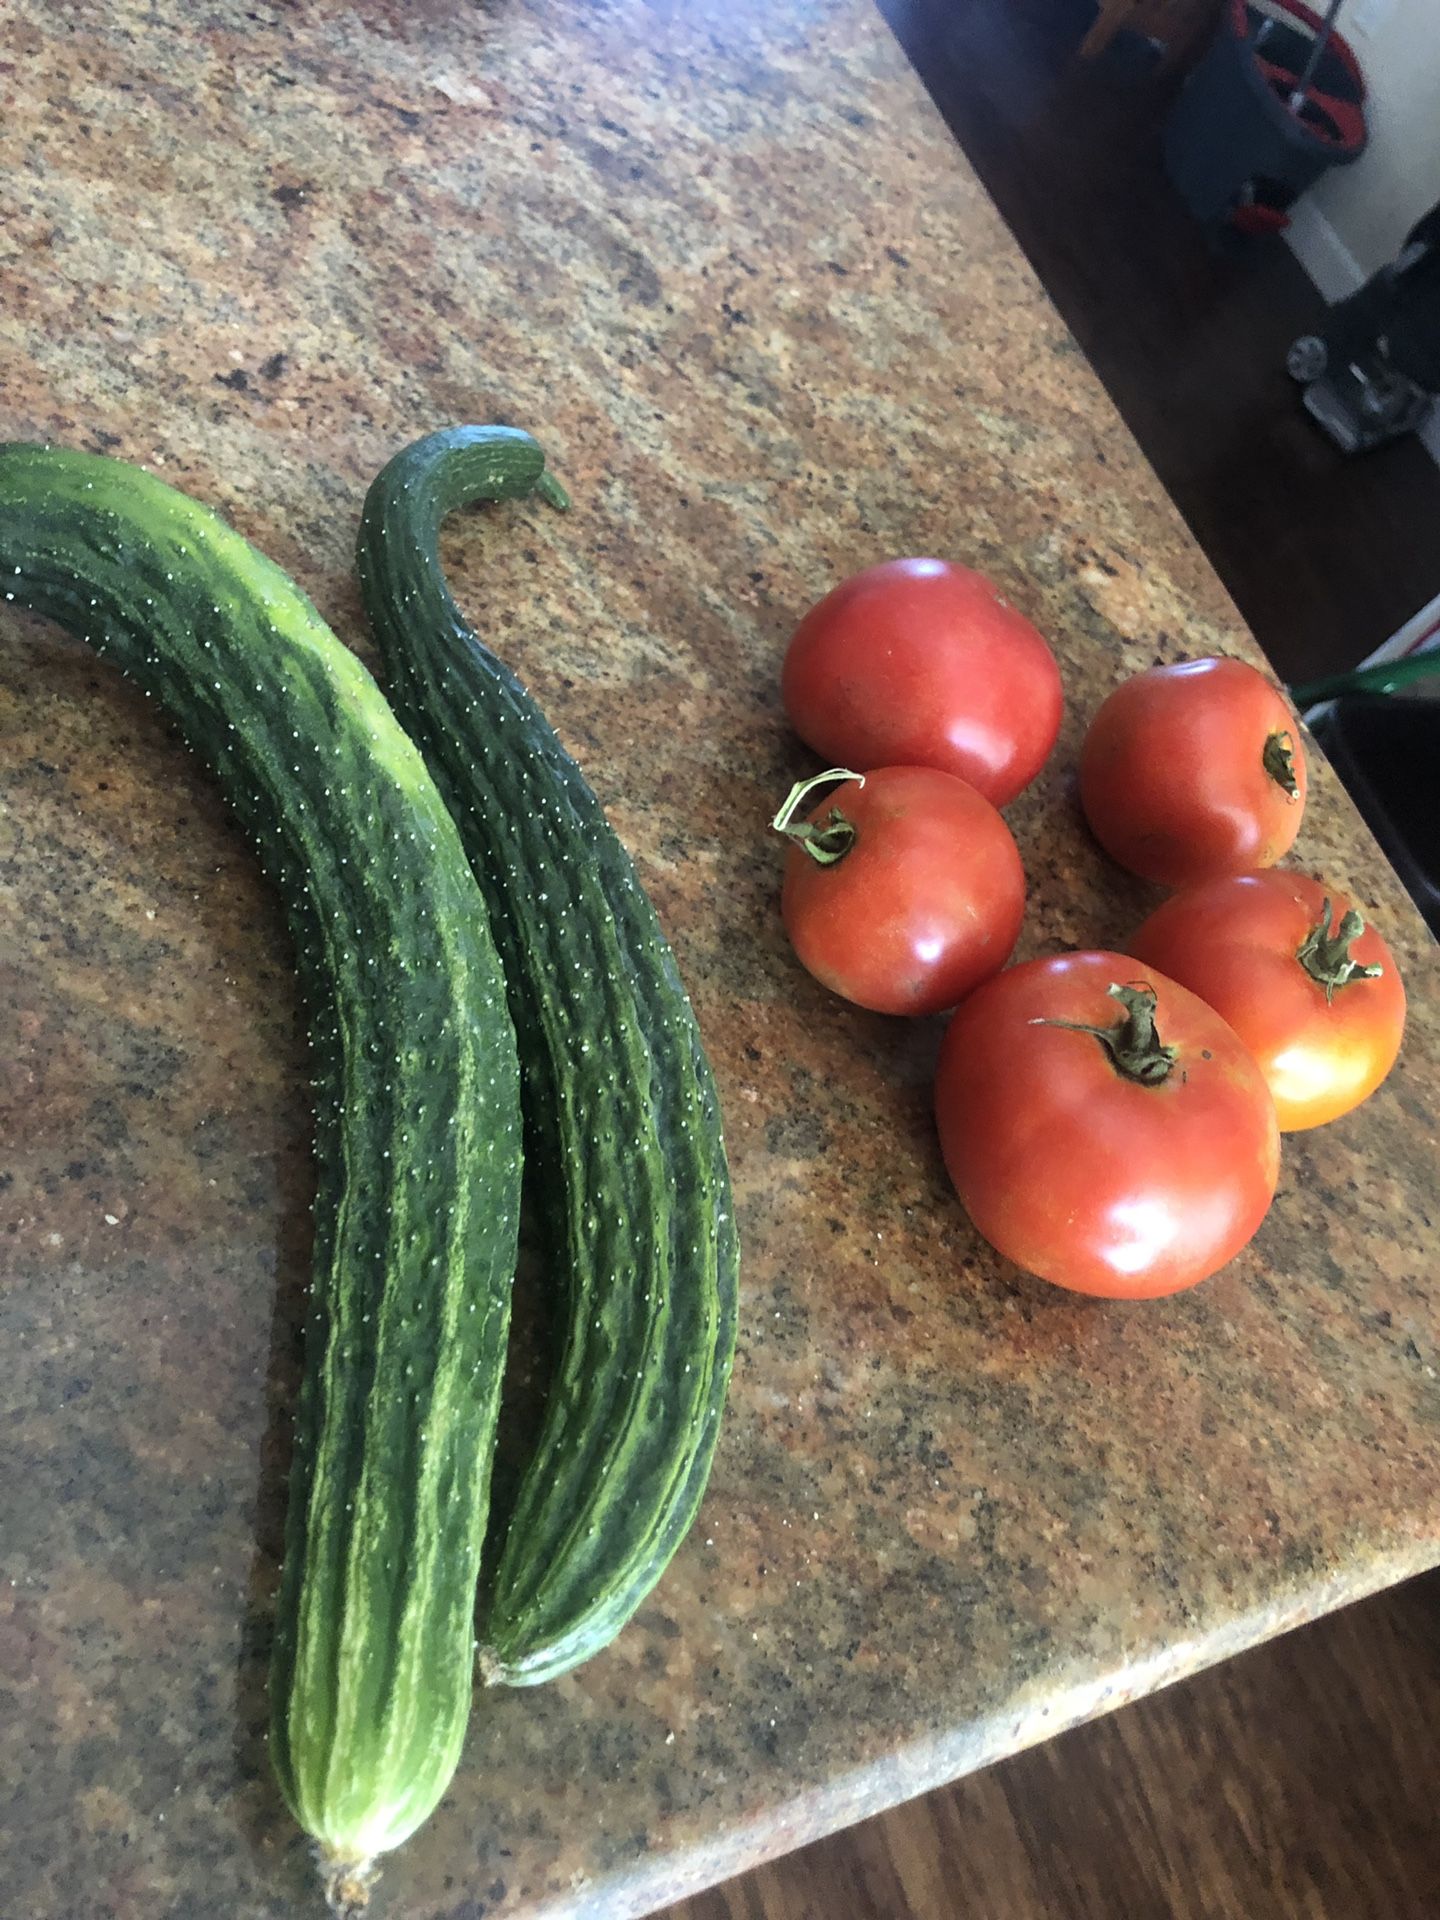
[3,2,1439,1915]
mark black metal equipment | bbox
[1287,203,1440,453]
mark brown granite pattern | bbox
[2,1,1439,1914]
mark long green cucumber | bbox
[356,426,739,1685]
[0,444,523,1909]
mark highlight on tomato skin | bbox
[1127,869,1406,1132]
[1078,657,1307,887]
[780,557,1064,808]
[933,950,1280,1299]
[773,764,1026,1018]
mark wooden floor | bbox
[878,0,1440,690]
[658,1570,1440,1920]
[661,7,1440,1917]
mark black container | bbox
[1308,694,1440,939]
[1164,1,1366,227]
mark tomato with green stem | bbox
[1128,870,1405,1130]
[1079,657,1307,886]
[934,951,1280,1298]
[774,765,1025,1016]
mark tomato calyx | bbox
[1036,981,1179,1086]
[1295,897,1385,1003]
[772,767,865,867]
[1262,728,1301,800]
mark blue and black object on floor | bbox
[1163,1,1365,235]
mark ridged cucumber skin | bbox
[0,444,523,1882]
[356,426,739,1686]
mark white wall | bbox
[1286,0,1440,294]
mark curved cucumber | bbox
[356,426,739,1686]
[0,444,522,1908]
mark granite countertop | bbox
[4,2,1439,1916]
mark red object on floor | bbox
[1231,201,1290,234]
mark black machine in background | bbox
[1288,203,1440,454]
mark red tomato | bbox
[780,558,1063,808]
[777,765,1025,1016]
[934,951,1279,1298]
[1079,657,1307,886]
[1128,870,1405,1131]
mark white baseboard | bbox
[1283,196,1367,303]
